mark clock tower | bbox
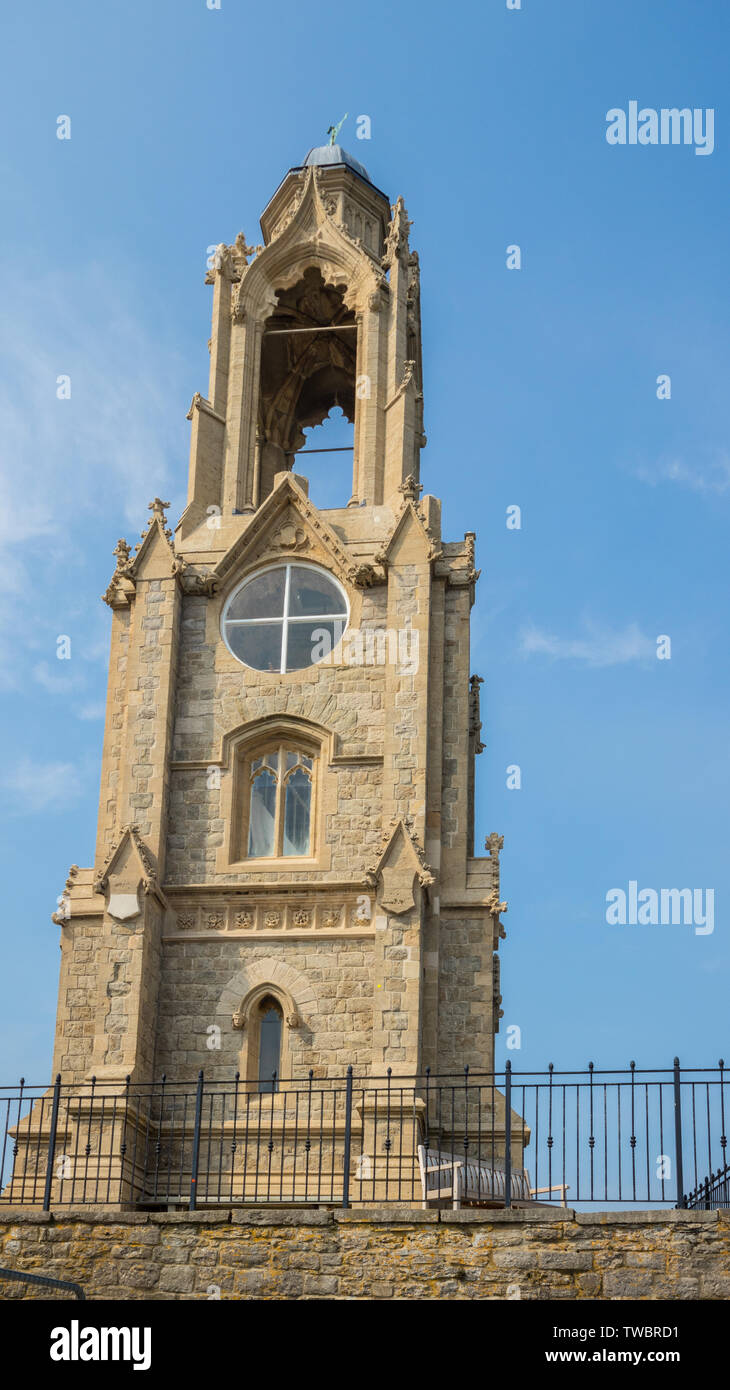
[43,142,508,1186]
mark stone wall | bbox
[1,1208,727,1301]
[166,586,388,886]
[155,937,376,1079]
[437,914,495,1076]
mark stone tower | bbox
[50,142,507,1099]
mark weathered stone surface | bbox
[1,1209,727,1301]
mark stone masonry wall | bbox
[1,1208,727,1300]
[437,913,494,1076]
[166,589,388,885]
[155,937,375,1079]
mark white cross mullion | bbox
[281,564,292,674]
[286,613,349,623]
[225,616,286,626]
[226,612,346,626]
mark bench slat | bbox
[418,1145,531,1205]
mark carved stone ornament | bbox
[366,816,435,892]
[213,473,353,592]
[269,182,305,241]
[485,832,504,859]
[231,286,247,324]
[94,824,161,906]
[346,561,385,588]
[382,196,412,268]
[107,887,142,923]
[379,866,416,916]
[51,864,79,926]
[173,557,218,595]
[102,538,136,608]
[286,1013,301,1029]
[469,674,485,755]
[270,521,309,553]
[136,497,173,546]
[398,473,423,504]
[484,832,508,921]
[232,231,262,272]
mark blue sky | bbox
[0,0,728,1082]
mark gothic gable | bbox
[367,818,435,916]
[377,485,441,567]
[213,473,354,589]
[233,167,387,323]
[93,824,164,921]
[102,498,177,606]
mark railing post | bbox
[43,1074,62,1212]
[189,1070,204,1212]
[342,1065,353,1209]
[673,1056,685,1209]
[504,1060,512,1209]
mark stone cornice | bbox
[169,752,384,771]
[163,879,373,896]
[163,928,375,943]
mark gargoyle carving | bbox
[346,562,385,588]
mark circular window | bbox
[222,562,349,673]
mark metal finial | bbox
[327,113,348,145]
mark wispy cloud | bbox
[2,758,84,815]
[520,620,655,667]
[0,263,188,697]
[77,701,106,721]
[0,264,186,535]
[631,451,730,496]
[31,661,85,695]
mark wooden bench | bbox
[417,1144,569,1209]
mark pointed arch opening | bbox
[258,268,358,506]
[299,406,354,510]
[232,980,300,1090]
[256,995,283,1093]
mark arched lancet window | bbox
[247,745,314,858]
[257,996,283,1093]
[248,755,278,856]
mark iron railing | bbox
[0,1060,726,1211]
[0,1267,85,1299]
[685,1161,730,1209]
